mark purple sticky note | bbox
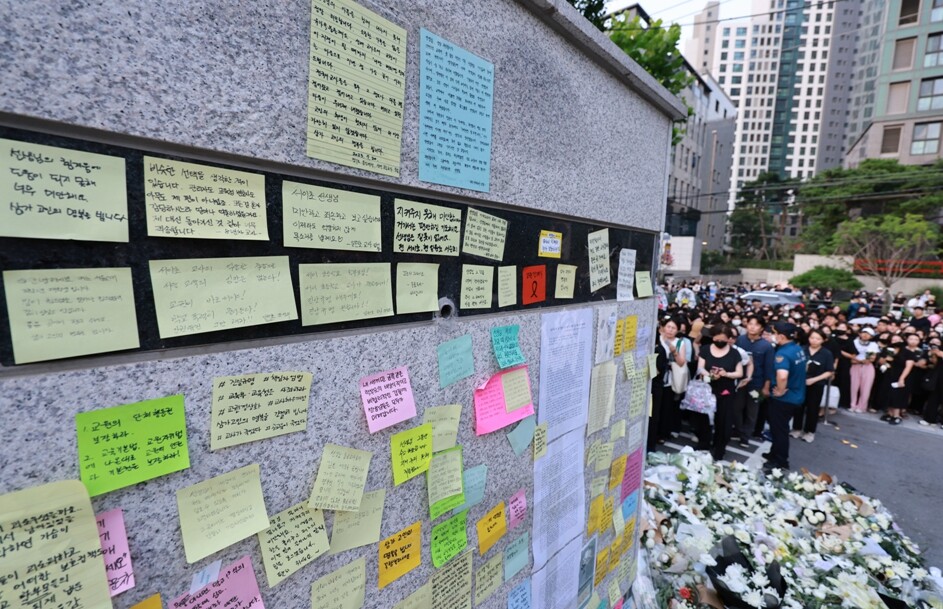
[96,508,135,596]
[508,489,527,530]
[171,555,264,609]
[621,448,644,502]
[359,366,418,433]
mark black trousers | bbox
[648,383,663,451]
[658,385,680,439]
[769,398,800,468]
[837,360,851,409]
[792,384,825,434]
[733,389,758,441]
[692,391,734,460]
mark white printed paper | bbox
[538,308,593,440]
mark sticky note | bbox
[150,256,296,338]
[647,353,659,380]
[171,556,264,609]
[491,325,526,369]
[96,508,134,595]
[508,578,532,609]
[300,262,394,326]
[282,182,382,251]
[610,419,626,441]
[211,371,312,450]
[612,505,625,536]
[391,424,433,485]
[609,455,628,490]
[461,264,494,309]
[508,489,527,531]
[613,319,625,356]
[622,491,639,522]
[620,449,644,501]
[595,442,614,473]
[476,502,507,555]
[450,464,488,515]
[397,263,440,314]
[419,29,494,192]
[608,579,622,608]
[431,510,468,568]
[588,229,611,291]
[627,421,643,450]
[504,531,529,581]
[506,414,536,457]
[463,208,507,260]
[616,249,636,301]
[498,266,517,307]
[601,498,614,536]
[329,489,385,555]
[309,444,373,512]
[176,464,269,563]
[395,582,431,609]
[379,521,421,589]
[306,0,405,176]
[554,265,576,299]
[189,561,222,594]
[501,368,532,413]
[623,316,639,352]
[4,267,139,364]
[310,557,366,609]
[521,265,546,305]
[538,230,562,258]
[474,368,535,435]
[0,138,128,242]
[533,423,548,460]
[588,495,603,536]
[131,594,162,609]
[438,335,475,388]
[423,404,462,453]
[143,156,266,240]
[635,271,653,297]
[77,395,189,496]
[394,200,462,255]
[588,592,601,609]
[431,550,473,609]
[359,366,418,434]
[427,446,464,515]
[587,360,617,436]
[476,553,504,605]
[594,547,609,586]
[258,502,329,587]
[590,477,607,497]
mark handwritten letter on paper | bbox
[300,262,393,325]
[258,502,329,587]
[310,557,366,609]
[437,334,475,388]
[460,264,494,309]
[617,249,637,301]
[462,208,507,260]
[423,404,462,452]
[308,444,373,512]
[431,510,468,567]
[307,0,406,177]
[473,367,535,435]
[394,199,461,256]
[211,372,311,450]
[427,446,464,510]
[396,262,439,314]
[379,521,421,589]
[3,267,139,364]
[0,138,128,242]
[431,550,473,609]
[283,182,381,251]
[588,228,611,292]
[329,489,385,555]
[491,325,526,369]
[359,366,418,433]
[556,264,577,299]
[498,265,517,307]
[170,555,264,609]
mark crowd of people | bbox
[648,280,943,471]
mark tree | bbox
[700,250,727,273]
[789,266,863,291]
[564,0,608,31]
[728,172,798,260]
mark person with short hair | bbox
[763,322,807,472]
[791,329,833,443]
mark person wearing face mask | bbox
[791,329,834,442]
[763,321,807,472]
[695,325,744,461]
[845,327,880,413]
[737,315,774,444]
[882,333,920,425]
[920,339,943,428]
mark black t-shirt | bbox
[805,346,834,387]
[888,348,916,380]
[824,337,842,361]
[911,316,931,334]
[699,344,741,395]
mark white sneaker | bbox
[789,430,803,439]
[803,433,815,443]
[919,420,930,427]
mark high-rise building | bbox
[686,1,721,72]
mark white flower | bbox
[742,589,764,608]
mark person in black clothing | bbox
[883,333,919,425]
[695,324,744,461]
[832,324,853,409]
[911,306,932,335]
[648,333,670,452]
[791,329,834,442]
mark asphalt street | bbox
[656,408,943,569]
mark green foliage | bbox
[789,266,863,291]
[700,250,726,273]
[728,172,799,260]
[732,258,794,271]
[921,286,943,301]
[564,0,608,31]
[834,213,940,289]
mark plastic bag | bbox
[680,380,716,416]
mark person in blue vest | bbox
[763,321,808,472]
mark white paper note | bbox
[538,308,593,440]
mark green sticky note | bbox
[77,395,190,496]
[431,510,468,567]
[428,446,465,520]
[437,335,475,389]
[391,423,433,485]
[506,415,536,457]
[635,271,653,297]
[490,325,525,369]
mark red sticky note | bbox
[522,265,546,305]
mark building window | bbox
[899,0,920,26]
[926,33,943,66]
[721,52,729,60]
[735,39,746,48]
[918,77,943,110]
[911,122,941,154]
[887,81,911,113]
[881,126,902,153]
[933,0,943,22]
[736,27,747,36]
[893,37,917,69]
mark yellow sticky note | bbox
[0,480,111,607]
[150,256,297,338]
[431,550,472,609]
[394,200,461,256]
[588,228,611,292]
[379,521,422,589]
[590,476,607,498]
[647,353,659,380]
[310,557,366,609]
[537,230,562,258]
[391,424,433,485]
[3,267,139,364]
[601,498,614,535]
[282,182,382,251]
[211,371,312,450]
[623,315,639,352]
[397,263,440,314]
[476,502,507,555]
[300,262,393,326]
[608,578,622,608]
[609,455,627,490]
[588,495,603,536]
[77,395,189,496]
[497,265,517,307]
[309,444,373,512]
[431,510,468,567]
[610,419,626,441]
[0,138,128,242]
[608,544,621,576]
[329,489,385,555]
[463,208,508,261]
[594,442,614,473]
[427,447,464,510]
[533,423,548,460]
[395,582,431,609]
[594,547,609,586]
[143,156,267,240]
[614,319,625,356]
[475,553,503,605]
[635,271,653,297]
[176,464,270,563]
[555,264,577,299]
[258,501,329,587]
[423,404,462,453]
[501,368,532,413]
[461,264,494,309]
[131,594,163,608]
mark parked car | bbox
[738,291,803,306]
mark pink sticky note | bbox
[621,448,644,502]
[508,489,527,530]
[359,366,418,433]
[96,508,135,596]
[614,599,624,609]
[473,369,535,435]
[171,555,264,609]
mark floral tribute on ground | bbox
[632,448,943,609]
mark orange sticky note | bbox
[476,502,507,555]
[609,455,627,491]
[614,319,625,356]
[594,547,609,586]
[588,495,603,536]
[521,265,546,305]
[131,594,163,609]
[379,521,421,589]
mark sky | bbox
[606,0,754,54]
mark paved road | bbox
[653,409,943,569]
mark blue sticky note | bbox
[438,335,475,388]
[622,490,639,520]
[506,415,536,457]
[451,464,488,515]
[419,28,494,192]
[491,325,526,369]
[508,577,531,609]
[504,531,529,582]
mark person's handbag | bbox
[679,379,716,416]
[669,340,690,394]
